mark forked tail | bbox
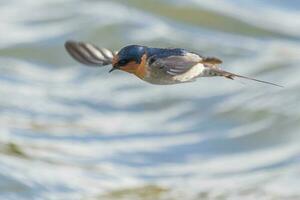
[209,68,283,88]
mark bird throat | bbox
[121,54,147,79]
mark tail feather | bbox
[209,68,283,88]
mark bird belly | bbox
[143,75,177,85]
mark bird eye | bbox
[118,59,128,66]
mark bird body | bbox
[139,49,205,84]
[65,41,282,87]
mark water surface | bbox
[0,0,300,199]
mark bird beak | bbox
[109,67,116,73]
[109,64,120,73]
[110,55,119,73]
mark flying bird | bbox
[65,41,282,87]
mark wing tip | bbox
[64,40,114,67]
[64,40,77,49]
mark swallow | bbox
[64,41,282,87]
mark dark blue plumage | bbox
[146,47,189,65]
[116,45,190,67]
[146,47,188,58]
[117,45,146,64]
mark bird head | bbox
[110,45,146,74]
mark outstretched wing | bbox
[64,41,117,66]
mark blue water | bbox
[0,0,300,199]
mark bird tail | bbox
[208,68,283,87]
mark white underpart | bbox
[173,63,206,82]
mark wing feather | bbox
[150,53,202,76]
[65,41,116,67]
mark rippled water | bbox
[1,0,300,199]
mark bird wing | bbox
[149,53,203,76]
[65,41,117,66]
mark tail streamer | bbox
[209,68,283,88]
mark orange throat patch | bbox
[121,54,148,79]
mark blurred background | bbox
[0,0,300,199]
